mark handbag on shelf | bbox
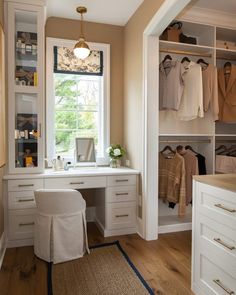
[160,21,182,42]
[179,33,197,44]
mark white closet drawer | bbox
[197,254,236,295]
[106,186,136,203]
[199,215,236,253]
[8,210,36,240]
[196,183,236,229]
[106,202,136,230]
[198,219,236,276]
[107,175,136,187]
[8,179,43,192]
[44,176,106,189]
[8,191,36,210]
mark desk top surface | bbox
[4,167,140,180]
[193,174,236,193]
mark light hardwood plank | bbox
[0,224,195,295]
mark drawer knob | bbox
[213,279,235,295]
[214,238,235,251]
[115,214,129,218]
[18,184,34,187]
[70,182,84,185]
[214,204,236,213]
[115,193,129,196]
[18,199,34,202]
[115,179,129,182]
[19,222,35,226]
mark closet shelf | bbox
[159,40,213,57]
[159,133,213,137]
[159,139,211,144]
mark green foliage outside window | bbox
[54,74,99,157]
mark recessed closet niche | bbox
[158,18,236,233]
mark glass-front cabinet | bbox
[6,1,45,173]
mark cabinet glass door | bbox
[15,93,39,168]
[15,10,38,87]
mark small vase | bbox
[110,158,121,168]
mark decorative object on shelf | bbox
[106,144,126,168]
[160,22,182,42]
[15,66,36,86]
[16,31,37,55]
[73,6,90,59]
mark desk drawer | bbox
[8,209,36,240]
[106,202,136,230]
[8,179,43,192]
[9,191,36,210]
[197,254,236,295]
[106,186,137,203]
[107,175,136,187]
[196,183,236,229]
[44,176,106,190]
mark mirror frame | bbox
[75,137,96,164]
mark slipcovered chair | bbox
[34,189,90,264]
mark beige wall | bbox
[124,0,165,169]
[0,0,4,237]
[46,17,124,145]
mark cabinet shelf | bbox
[15,138,37,143]
[14,85,39,93]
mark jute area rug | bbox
[48,241,154,295]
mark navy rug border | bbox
[47,240,154,295]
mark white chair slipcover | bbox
[34,189,90,264]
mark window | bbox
[46,38,110,165]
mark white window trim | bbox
[46,37,110,165]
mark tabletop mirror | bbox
[75,137,96,164]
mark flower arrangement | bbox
[106,144,126,168]
[106,144,126,159]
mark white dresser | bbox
[192,174,236,295]
[4,167,139,247]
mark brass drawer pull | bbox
[70,182,84,185]
[214,238,235,251]
[19,222,35,226]
[115,179,129,182]
[115,214,129,218]
[213,279,235,295]
[18,184,34,187]
[115,193,129,196]
[214,204,236,213]
[18,199,34,202]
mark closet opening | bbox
[143,0,236,240]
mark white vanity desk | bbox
[4,167,140,248]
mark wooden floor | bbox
[0,224,194,295]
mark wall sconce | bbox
[73,6,90,59]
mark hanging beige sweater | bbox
[159,152,186,216]
[179,149,199,205]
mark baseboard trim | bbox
[0,232,6,269]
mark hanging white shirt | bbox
[177,61,204,121]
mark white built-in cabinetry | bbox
[5,0,45,174]
[192,175,236,295]
[4,169,139,247]
[158,20,236,233]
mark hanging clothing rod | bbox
[216,139,236,143]
[159,139,211,144]
[216,56,236,61]
[160,48,212,58]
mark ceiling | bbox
[190,0,236,14]
[46,0,144,26]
